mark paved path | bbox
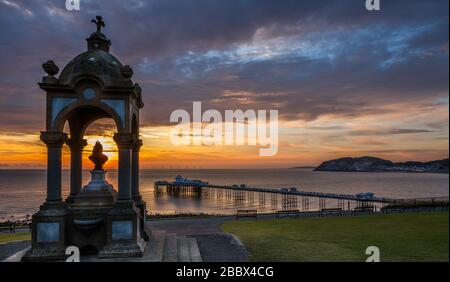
[147,216,232,235]
[0,240,30,261]
[146,213,286,235]
[147,216,249,261]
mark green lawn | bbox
[0,232,31,244]
[222,212,449,262]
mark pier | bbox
[154,176,393,213]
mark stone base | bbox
[22,183,149,260]
[83,170,115,192]
[21,245,66,262]
[21,203,67,262]
[70,170,117,208]
[95,200,148,258]
[133,195,150,241]
[66,208,110,254]
[71,189,116,208]
[39,200,67,211]
[98,237,147,258]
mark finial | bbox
[42,60,59,76]
[86,16,111,52]
[42,60,59,84]
[121,65,134,79]
[91,15,105,33]
[88,141,108,170]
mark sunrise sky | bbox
[0,0,448,169]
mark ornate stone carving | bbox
[42,60,60,84]
[121,65,134,79]
[89,141,109,170]
[40,131,68,147]
[133,84,144,109]
[66,138,88,152]
[132,138,143,152]
[113,133,135,149]
[42,60,59,76]
[92,15,106,33]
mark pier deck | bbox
[154,180,391,203]
[154,177,396,213]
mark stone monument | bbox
[22,16,148,261]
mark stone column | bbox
[66,138,88,198]
[131,138,149,240]
[113,133,134,203]
[131,139,143,201]
[40,131,68,205]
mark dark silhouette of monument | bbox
[89,141,109,170]
[92,16,106,33]
[22,16,148,261]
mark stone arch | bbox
[53,103,124,137]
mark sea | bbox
[0,169,448,220]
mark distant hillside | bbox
[314,157,449,173]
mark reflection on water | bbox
[0,169,448,218]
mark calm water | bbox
[0,169,448,219]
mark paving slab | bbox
[194,233,248,262]
[163,234,178,262]
[0,240,30,261]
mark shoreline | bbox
[311,169,449,174]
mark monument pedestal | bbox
[133,194,150,241]
[21,203,67,262]
[71,170,116,208]
[66,169,117,256]
[23,168,148,261]
[99,200,146,258]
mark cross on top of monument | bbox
[92,15,105,33]
[85,15,111,52]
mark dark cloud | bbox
[0,0,448,131]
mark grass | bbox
[0,232,31,244]
[222,212,449,262]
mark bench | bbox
[320,208,343,217]
[0,222,16,233]
[236,210,257,220]
[277,210,300,218]
[381,206,404,214]
[352,206,375,215]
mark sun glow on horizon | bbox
[0,99,448,170]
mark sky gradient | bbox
[0,0,448,169]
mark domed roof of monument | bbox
[58,16,133,87]
[58,49,129,86]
